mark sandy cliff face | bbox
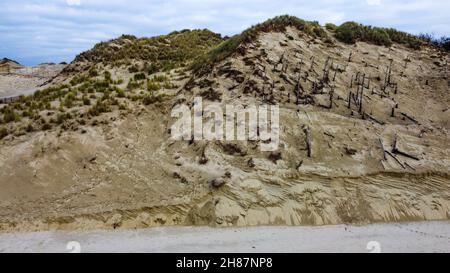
[0,26,449,232]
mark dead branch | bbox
[401,112,419,124]
[364,113,385,125]
[391,134,420,161]
[379,138,387,160]
[303,125,312,158]
[386,151,406,169]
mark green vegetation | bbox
[192,15,328,74]
[335,21,423,48]
[325,23,337,32]
[418,34,450,52]
[74,29,224,74]
[1,107,20,123]
[127,79,143,90]
[134,73,146,81]
[88,100,111,116]
[438,37,450,51]
[147,80,161,92]
[142,94,166,105]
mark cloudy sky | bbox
[1,0,448,66]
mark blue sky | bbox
[1,0,449,66]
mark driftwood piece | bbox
[329,86,334,109]
[348,91,352,109]
[378,138,387,160]
[392,134,420,161]
[404,162,416,171]
[359,86,363,114]
[394,149,420,161]
[386,151,405,169]
[303,125,312,158]
[401,112,419,124]
[363,113,385,125]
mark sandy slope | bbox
[0,27,449,232]
[0,221,449,253]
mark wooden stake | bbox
[303,125,312,158]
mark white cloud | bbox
[1,0,449,66]
[67,0,81,6]
[366,0,381,6]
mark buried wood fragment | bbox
[401,112,419,124]
[363,112,385,125]
[386,150,406,169]
[392,134,420,161]
[378,138,387,160]
[303,125,312,158]
[404,162,416,171]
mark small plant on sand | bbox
[142,94,164,105]
[42,122,52,131]
[134,73,146,81]
[2,107,20,123]
[147,80,161,92]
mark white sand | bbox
[0,221,449,253]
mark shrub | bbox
[82,96,91,105]
[119,103,128,110]
[89,68,99,77]
[366,28,391,46]
[335,21,422,49]
[146,63,160,75]
[56,113,65,124]
[42,122,52,131]
[163,81,177,89]
[147,80,161,92]
[104,71,112,81]
[134,73,146,81]
[325,23,337,32]
[3,108,20,123]
[418,34,450,52]
[116,88,126,98]
[335,22,363,44]
[128,65,139,73]
[142,95,164,105]
[63,92,76,108]
[88,101,110,116]
[152,75,169,82]
[70,75,89,86]
[439,37,450,51]
[127,79,142,90]
[25,124,34,132]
